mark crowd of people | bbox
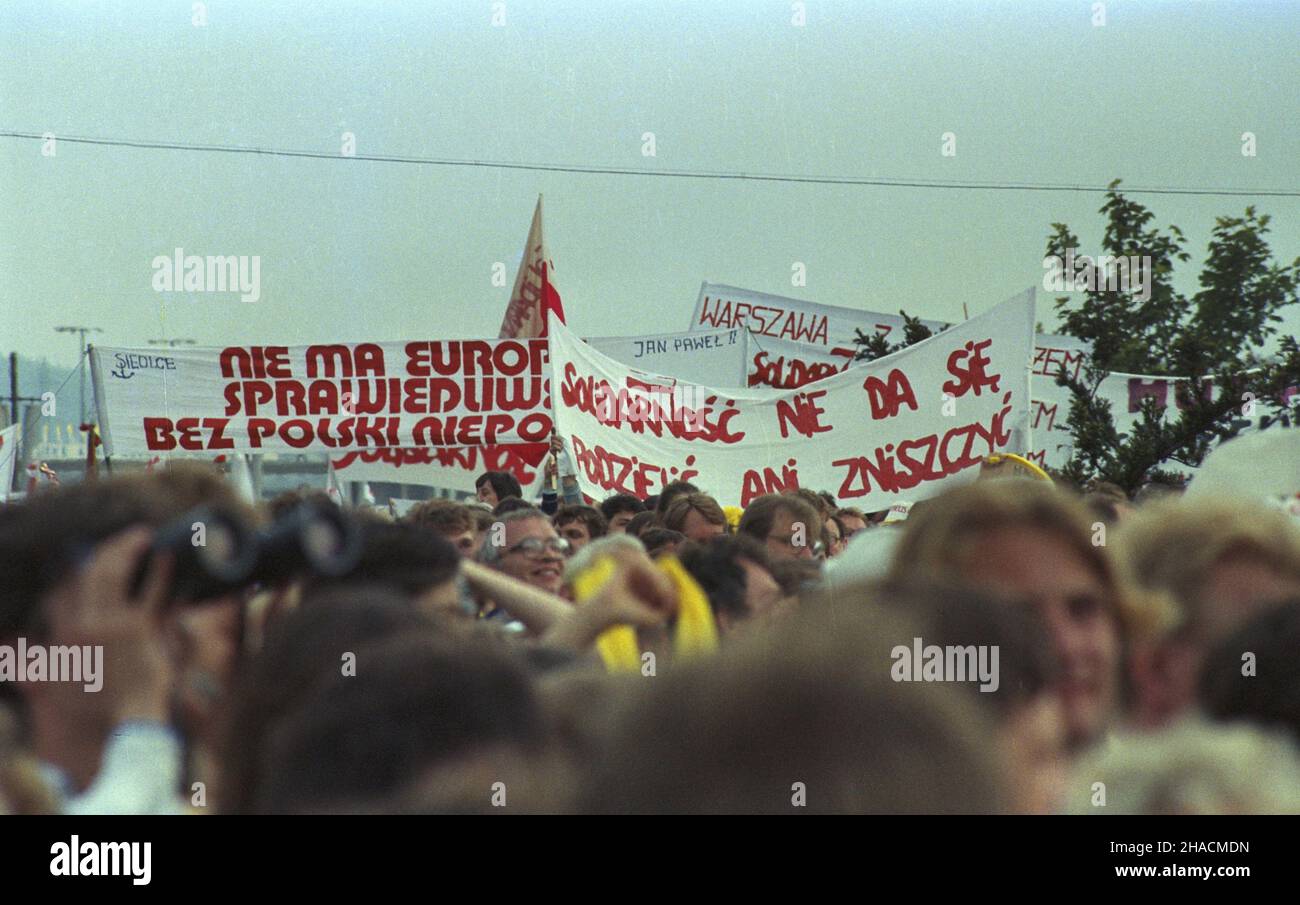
[1,448,1299,814]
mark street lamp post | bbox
[54,325,104,424]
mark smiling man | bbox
[479,508,571,596]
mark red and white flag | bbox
[498,195,566,339]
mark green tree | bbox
[1047,180,1300,493]
[851,312,943,362]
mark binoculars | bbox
[136,500,362,602]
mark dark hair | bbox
[737,493,820,544]
[1199,600,1300,746]
[0,466,248,639]
[624,510,662,539]
[254,631,545,813]
[492,497,536,517]
[825,514,847,544]
[580,603,1003,814]
[677,535,772,620]
[787,487,831,520]
[663,493,727,534]
[599,494,646,522]
[303,521,460,601]
[219,586,439,812]
[475,471,523,502]
[655,480,699,514]
[640,528,687,558]
[553,504,608,540]
[766,557,822,597]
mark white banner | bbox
[684,286,1091,471]
[329,443,549,497]
[552,290,1035,508]
[328,329,750,495]
[1025,333,1092,469]
[588,327,749,387]
[1026,359,1295,473]
[1025,340,1224,472]
[689,282,950,390]
[745,334,861,389]
[90,339,554,459]
[745,329,1085,467]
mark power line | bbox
[3,130,1297,198]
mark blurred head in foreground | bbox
[579,602,1006,814]
[252,629,547,813]
[885,481,1145,752]
[1198,600,1300,747]
[1117,498,1300,730]
[873,581,1068,814]
[0,464,252,790]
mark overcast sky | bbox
[3,0,1298,372]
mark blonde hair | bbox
[886,481,1158,641]
[1114,496,1300,641]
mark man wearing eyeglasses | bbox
[478,507,572,596]
[737,494,823,563]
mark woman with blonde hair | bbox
[885,480,1155,752]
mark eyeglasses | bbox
[766,534,825,557]
[504,536,572,557]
